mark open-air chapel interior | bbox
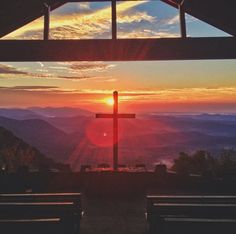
[0,0,236,233]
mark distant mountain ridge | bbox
[0,126,56,173]
[28,107,92,118]
[0,108,42,120]
[0,107,92,120]
[0,116,75,162]
[1,108,236,170]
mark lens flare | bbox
[86,119,124,147]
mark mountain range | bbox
[0,126,57,173]
[0,107,236,170]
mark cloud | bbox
[37,62,44,68]
[118,11,155,24]
[48,11,155,40]
[70,62,115,72]
[95,78,117,83]
[76,87,236,103]
[60,62,115,72]
[3,83,236,105]
[0,62,115,81]
[165,14,179,25]
[3,2,147,39]
[77,2,91,10]
[119,87,236,103]
[118,29,178,38]
[2,86,236,109]
[0,64,28,75]
[57,75,93,80]
[0,86,58,90]
[0,63,53,79]
[0,86,61,93]
[0,86,80,95]
[3,1,179,40]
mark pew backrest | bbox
[146,195,236,234]
[0,193,83,234]
[147,195,236,207]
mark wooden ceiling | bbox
[162,0,236,36]
[0,0,65,38]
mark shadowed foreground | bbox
[80,196,148,234]
[1,172,236,234]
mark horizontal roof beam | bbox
[0,37,235,61]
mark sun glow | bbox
[104,97,114,106]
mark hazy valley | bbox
[0,107,236,171]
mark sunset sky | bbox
[1,1,236,113]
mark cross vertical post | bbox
[95,91,135,171]
[113,91,118,170]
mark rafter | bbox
[0,37,235,61]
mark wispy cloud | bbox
[1,86,236,108]
[3,1,178,40]
[74,87,236,103]
[56,75,94,80]
[118,29,178,38]
[59,62,116,72]
[0,86,58,91]
[0,64,28,75]
[3,85,236,103]
[165,14,179,25]
[0,61,115,81]
[120,87,236,103]
[118,11,155,24]
[77,2,91,10]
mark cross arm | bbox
[118,114,136,118]
[96,114,113,118]
[96,113,135,118]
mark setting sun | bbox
[104,97,114,106]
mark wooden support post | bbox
[44,3,50,40]
[179,1,187,38]
[112,0,117,40]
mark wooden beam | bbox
[43,3,50,40]
[161,0,236,37]
[111,0,117,40]
[179,2,187,38]
[0,37,236,61]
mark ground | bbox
[80,196,148,234]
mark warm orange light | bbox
[104,97,114,106]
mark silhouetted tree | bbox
[191,150,217,176]
[172,150,236,177]
[172,152,191,175]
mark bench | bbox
[146,195,236,234]
[0,193,82,234]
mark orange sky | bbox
[1,2,236,113]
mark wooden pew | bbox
[0,193,82,234]
[146,195,236,234]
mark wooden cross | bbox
[96,91,135,170]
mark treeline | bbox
[0,127,69,173]
[172,150,236,177]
